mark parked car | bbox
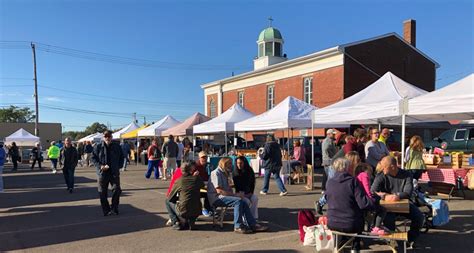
[425,127,474,152]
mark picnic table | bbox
[380,199,410,214]
[420,166,470,200]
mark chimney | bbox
[403,19,416,47]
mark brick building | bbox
[201,20,439,137]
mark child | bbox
[354,163,387,235]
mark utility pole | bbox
[31,42,39,136]
[133,112,137,123]
[143,116,146,125]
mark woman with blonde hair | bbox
[405,135,426,180]
[345,151,361,176]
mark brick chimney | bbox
[403,19,416,47]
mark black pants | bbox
[383,203,424,243]
[12,156,18,170]
[98,172,122,215]
[321,166,330,191]
[177,160,182,168]
[31,158,42,169]
[63,166,75,189]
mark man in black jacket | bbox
[92,130,124,216]
[61,138,78,193]
[259,135,287,196]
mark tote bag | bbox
[315,224,334,252]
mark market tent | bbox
[137,115,180,137]
[408,73,474,122]
[112,122,140,139]
[312,72,428,126]
[120,124,149,139]
[235,96,317,131]
[5,128,40,146]
[78,132,103,143]
[161,112,210,136]
[193,103,255,134]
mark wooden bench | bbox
[331,230,408,253]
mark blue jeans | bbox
[383,203,424,242]
[51,158,58,169]
[213,196,256,229]
[145,160,160,179]
[261,167,287,193]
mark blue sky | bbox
[1,0,472,132]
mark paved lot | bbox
[1,162,473,253]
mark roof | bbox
[202,32,439,89]
[258,27,283,42]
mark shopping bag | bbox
[298,209,317,242]
[426,198,449,226]
[303,225,317,246]
[315,224,334,252]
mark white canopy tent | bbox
[407,73,474,122]
[5,128,40,146]
[193,103,255,154]
[311,72,429,169]
[112,122,140,139]
[137,115,180,137]
[312,72,428,126]
[235,96,317,131]
[78,132,103,143]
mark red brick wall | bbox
[206,94,217,117]
[312,65,344,108]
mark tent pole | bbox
[225,130,228,155]
[192,133,195,160]
[401,114,406,169]
[287,128,290,179]
[311,115,315,190]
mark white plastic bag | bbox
[315,225,334,252]
[303,225,317,246]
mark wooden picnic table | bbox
[380,199,410,214]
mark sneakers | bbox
[172,223,183,230]
[279,191,288,196]
[202,209,211,217]
[166,219,173,226]
[52,169,57,174]
[370,226,389,236]
[234,226,252,234]
[259,191,267,195]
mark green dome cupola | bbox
[253,18,287,70]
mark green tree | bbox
[0,106,35,123]
[84,122,108,135]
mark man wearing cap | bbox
[92,130,124,216]
[61,138,78,193]
[259,135,288,196]
[162,135,179,180]
[195,151,213,216]
[321,129,337,193]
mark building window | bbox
[238,91,244,107]
[258,43,264,57]
[303,77,313,104]
[265,42,273,56]
[274,42,282,57]
[267,85,275,110]
[209,99,216,118]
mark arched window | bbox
[209,99,216,118]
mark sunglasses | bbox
[104,135,112,138]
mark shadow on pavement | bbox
[0,204,165,251]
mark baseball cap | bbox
[326,129,337,135]
[198,151,208,158]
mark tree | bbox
[84,122,108,135]
[0,106,35,123]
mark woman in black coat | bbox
[233,156,259,220]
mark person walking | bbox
[176,137,184,168]
[0,142,6,192]
[30,142,43,170]
[321,129,337,193]
[92,130,124,216]
[61,138,78,193]
[84,141,93,167]
[9,142,20,172]
[120,141,131,171]
[48,141,61,174]
[259,135,288,196]
[162,135,179,180]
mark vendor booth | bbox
[137,115,180,137]
[112,122,140,139]
[5,128,40,146]
[161,112,210,137]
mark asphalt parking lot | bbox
[1,162,473,253]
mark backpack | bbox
[298,209,317,242]
[153,146,161,159]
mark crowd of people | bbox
[0,126,430,245]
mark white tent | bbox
[138,115,180,137]
[112,122,140,139]
[312,72,428,126]
[5,128,40,146]
[193,103,255,134]
[408,73,474,122]
[78,132,103,143]
[235,96,317,131]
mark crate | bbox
[423,154,439,165]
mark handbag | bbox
[315,224,334,253]
[303,225,317,246]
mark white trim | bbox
[453,129,467,141]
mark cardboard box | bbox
[423,154,439,165]
[442,155,452,164]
